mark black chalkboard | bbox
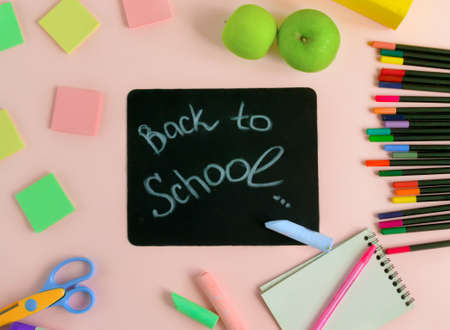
[127,88,319,246]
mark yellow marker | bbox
[380,56,404,65]
[333,0,414,30]
[392,196,417,204]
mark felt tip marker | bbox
[379,213,450,229]
[379,167,450,177]
[392,187,450,196]
[378,81,450,93]
[379,75,450,86]
[370,135,450,142]
[380,55,450,71]
[393,178,450,188]
[371,42,450,56]
[374,106,450,115]
[385,121,450,128]
[375,95,450,103]
[385,144,450,152]
[380,49,450,63]
[386,239,450,255]
[382,114,450,121]
[381,222,450,235]
[311,245,376,330]
[367,159,450,167]
[392,151,450,159]
[380,68,450,80]
[367,128,450,135]
[393,194,450,203]
[378,203,450,219]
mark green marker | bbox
[370,135,450,142]
[382,222,450,235]
[171,292,219,329]
[379,167,450,176]
[392,151,450,159]
[367,128,450,135]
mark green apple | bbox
[222,4,277,60]
[278,9,340,72]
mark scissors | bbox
[0,257,95,326]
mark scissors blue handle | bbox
[40,257,96,314]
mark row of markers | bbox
[366,41,450,255]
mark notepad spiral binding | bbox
[364,231,415,307]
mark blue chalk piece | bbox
[384,144,410,152]
[379,82,402,89]
[382,114,405,121]
[265,220,334,252]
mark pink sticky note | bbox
[121,0,172,28]
[51,86,103,136]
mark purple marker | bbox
[384,120,409,128]
[10,322,47,330]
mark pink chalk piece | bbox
[51,86,103,136]
[375,95,400,102]
[197,272,246,330]
[121,0,172,28]
[379,219,403,229]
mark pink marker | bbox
[197,272,246,330]
[311,245,376,330]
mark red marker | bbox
[366,159,450,167]
[393,178,450,188]
[380,68,450,80]
[386,239,450,255]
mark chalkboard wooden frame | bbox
[127,88,319,246]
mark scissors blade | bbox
[0,288,65,326]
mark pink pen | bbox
[311,245,376,330]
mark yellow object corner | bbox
[392,196,417,204]
[333,0,414,29]
[380,56,404,65]
[0,109,25,161]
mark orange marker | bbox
[394,188,420,196]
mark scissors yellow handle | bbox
[0,288,64,326]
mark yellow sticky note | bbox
[333,0,414,29]
[0,109,25,161]
[39,0,99,54]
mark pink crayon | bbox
[197,272,246,330]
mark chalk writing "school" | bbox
[144,146,285,218]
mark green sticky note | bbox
[39,0,99,54]
[0,109,25,160]
[0,2,24,51]
[16,174,75,233]
[171,292,219,329]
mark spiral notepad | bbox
[260,229,414,330]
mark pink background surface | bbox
[1,0,449,329]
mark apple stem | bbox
[300,36,308,43]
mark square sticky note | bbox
[39,0,99,54]
[51,86,103,136]
[0,2,24,51]
[122,0,172,28]
[0,109,25,160]
[16,174,75,233]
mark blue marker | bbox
[384,145,410,152]
[382,114,405,121]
